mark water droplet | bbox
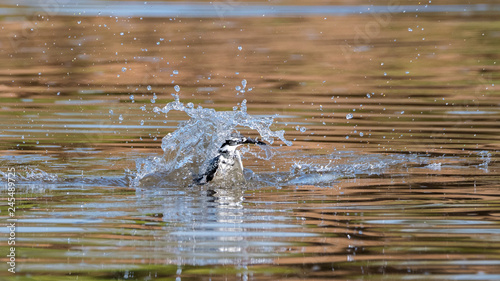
[238,46,242,51]
[235,85,241,91]
[140,120,144,126]
[119,114,124,121]
[359,132,364,137]
[174,85,180,92]
[109,109,114,115]
[346,113,353,120]
[173,70,179,75]
[241,79,247,89]
[56,92,60,96]
[408,28,413,32]
[240,99,247,112]
[147,85,152,91]
[120,32,124,35]
[121,67,127,72]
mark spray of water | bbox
[131,95,291,187]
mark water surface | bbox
[1,1,500,280]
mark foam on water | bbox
[131,95,292,187]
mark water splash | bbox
[268,153,415,187]
[478,150,492,171]
[425,162,442,170]
[0,167,58,182]
[132,95,291,187]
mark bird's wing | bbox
[194,155,220,185]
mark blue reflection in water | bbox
[2,1,499,17]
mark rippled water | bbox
[1,1,500,280]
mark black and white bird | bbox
[194,135,266,185]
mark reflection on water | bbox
[1,1,500,280]
[4,1,500,18]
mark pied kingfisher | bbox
[194,135,265,185]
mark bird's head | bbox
[219,135,266,152]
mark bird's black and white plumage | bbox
[194,135,265,185]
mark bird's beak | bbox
[244,137,266,146]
